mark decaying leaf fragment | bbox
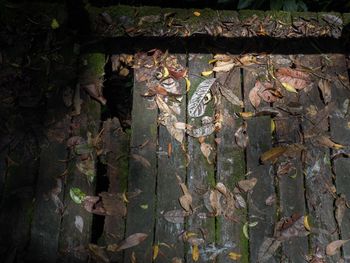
[228,252,242,260]
[237,177,257,192]
[335,194,349,227]
[249,81,281,108]
[326,239,349,256]
[177,175,193,213]
[234,122,249,148]
[188,78,216,117]
[318,79,332,104]
[219,84,244,108]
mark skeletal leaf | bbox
[228,252,242,260]
[188,78,216,117]
[116,233,148,251]
[326,240,349,256]
[164,209,188,224]
[234,122,249,148]
[318,79,332,104]
[192,245,200,261]
[260,146,288,163]
[237,178,257,192]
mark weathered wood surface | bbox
[327,54,350,261]
[58,53,104,263]
[216,68,248,262]
[299,54,339,262]
[124,66,158,262]
[243,60,277,262]
[271,54,308,262]
[186,54,216,262]
[154,54,187,262]
[28,44,77,263]
[102,117,129,263]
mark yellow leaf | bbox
[271,120,275,133]
[201,70,213,76]
[193,11,201,17]
[228,252,242,260]
[304,215,311,231]
[281,82,298,93]
[163,67,169,78]
[240,112,254,119]
[122,191,129,203]
[153,245,159,260]
[192,245,199,261]
[185,77,191,92]
[51,18,60,29]
[208,59,218,64]
[260,146,288,163]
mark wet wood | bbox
[298,54,339,262]
[123,66,158,262]
[326,54,350,261]
[154,54,186,262]
[243,61,277,262]
[28,45,76,263]
[271,55,308,262]
[58,52,103,263]
[102,117,129,263]
[216,68,248,262]
[186,54,216,263]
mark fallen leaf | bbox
[234,122,249,148]
[200,142,213,164]
[140,204,148,209]
[271,120,275,133]
[164,209,189,224]
[193,11,200,17]
[304,215,311,231]
[74,215,84,233]
[179,194,192,212]
[243,221,258,239]
[172,257,183,263]
[70,187,86,204]
[265,194,276,206]
[326,240,349,256]
[258,238,282,263]
[188,78,216,117]
[219,85,244,107]
[260,147,288,163]
[240,112,254,118]
[318,79,332,104]
[51,18,60,29]
[132,154,151,168]
[275,67,310,92]
[192,245,199,261]
[277,161,295,176]
[88,244,109,263]
[185,77,191,92]
[335,194,349,227]
[237,178,257,192]
[209,190,222,216]
[248,83,261,108]
[116,233,148,251]
[228,252,242,260]
[201,70,213,76]
[316,136,344,149]
[153,245,159,260]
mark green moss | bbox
[344,13,350,26]
[239,220,250,263]
[80,53,105,77]
[291,11,318,21]
[265,10,291,24]
[239,10,266,20]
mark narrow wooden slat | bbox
[270,55,308,262]
[326,54,350,260]
[58,53,104,263]
[103,117,129,263]
[216,68,248,262]
[244,65,277,262]
[124,66,158,262]
[186,54,216,263]
[28,44,77,263]
[298,54,339,262]
[154,54,186,262]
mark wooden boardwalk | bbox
[1,4,350,263]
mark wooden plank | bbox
[216,68,248,262]
[326,54,350,261]
[102,117,129,263]
[186,54,216,263]
[154,54,186,262]
[28,44,77,262]
[58,53,104,263]
[123,63,158,262]
[243,64,277,262]
[298,54,339,262]
[270,55,308,262]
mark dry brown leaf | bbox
[335,194,349,227]
[200,142,213,164]
[132,154,151,168]
[234,122,249,148]
[260,147,288,163]
[179,194,192,212]
[164,209,189,224]
[209,190,222,216]
[114,233,148,251]
[248,83,261,108]
[88,244,109,263]
[326,239,349,256]
[318,79,332,104]
[237,178,257,192]
[316,136,344,149]
[213,62,235,72]
[275,67,310,91]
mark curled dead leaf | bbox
[326,240,349,256]
[237,177,257,192]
